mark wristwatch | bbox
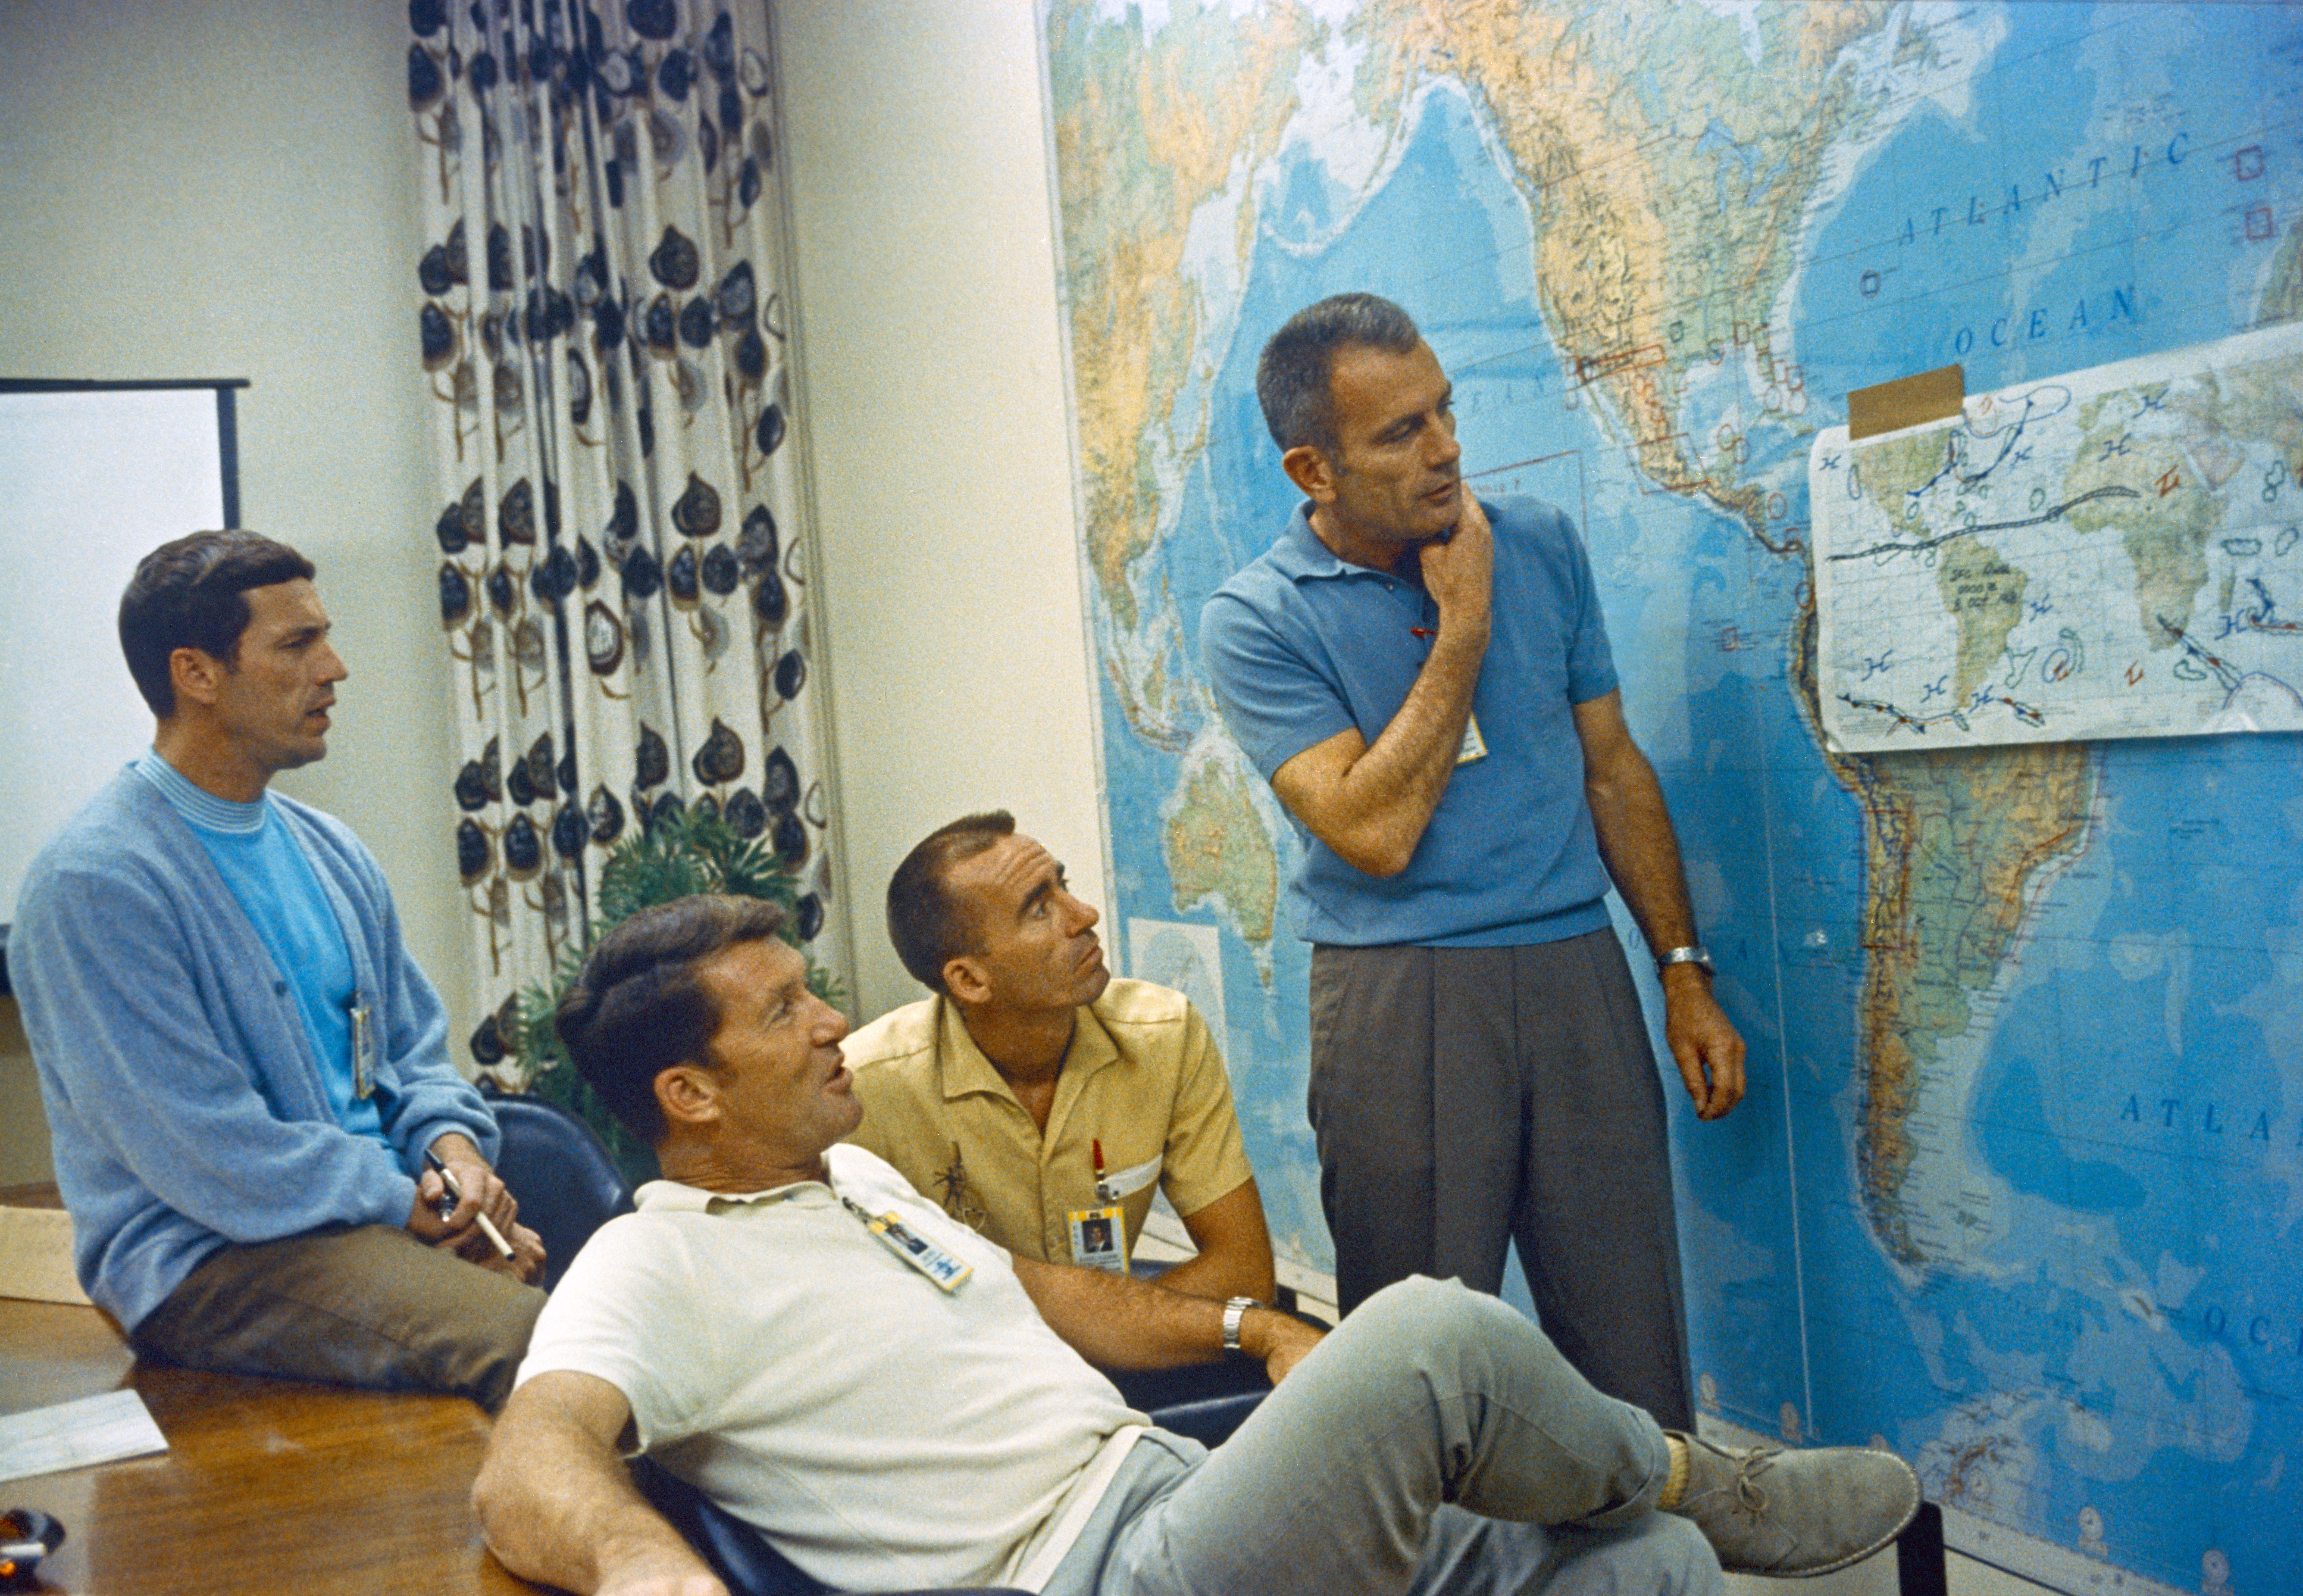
[1655,944,1714,975]
[1221,1296,1258,1354]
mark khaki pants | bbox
[131,1224,545,1410]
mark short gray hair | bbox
[1255,293,1423,457]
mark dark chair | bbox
[630,1456,1027,1596]
[483,1089,636,1290]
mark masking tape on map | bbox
[1846,364,1966,441]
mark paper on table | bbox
[0,1389,169,1483]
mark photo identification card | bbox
[1067,1204,1126,1272]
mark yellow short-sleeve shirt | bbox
[841,980,1255,1264]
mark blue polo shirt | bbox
[1199,496,1619,947]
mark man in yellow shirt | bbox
[843,812,1276,1302]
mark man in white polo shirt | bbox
[476,894,1921,1596]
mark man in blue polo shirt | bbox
[1200,294,1745,1430]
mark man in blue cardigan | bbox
[11,531,544,1407]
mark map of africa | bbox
[1037,5,2303,1593]
[1815,320,2303,751]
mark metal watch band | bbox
[1656,944,1714,974]
[1221,1296,1258,1352]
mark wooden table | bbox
[0,1298,544,1594]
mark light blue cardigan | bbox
[10,768,500,1331]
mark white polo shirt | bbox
[516,1144,1147,1592]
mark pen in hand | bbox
[423,1149,516,1261]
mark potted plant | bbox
[511,804,845,1182]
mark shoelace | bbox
[1725,1446,1780,1518]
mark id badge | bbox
[1068,1204,1126,1272]
[1455,712,1488,766]
[349,1001,376,1099]
[857,1205,973,1292]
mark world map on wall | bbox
[1038,4,2303,1593]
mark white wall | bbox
[0,0,468,1174]
[775,0,1106,1022]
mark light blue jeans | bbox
[1044,1277,1723,1596]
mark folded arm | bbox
[1267,499,1494,878]
[1010,1254,1321,1386]
[1155,1178,1277,1303]
[473,1370,726,1596]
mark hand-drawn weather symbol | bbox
[692,718,745,785]
[672,473,721,537]
[635,723,670,790]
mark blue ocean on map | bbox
[1083,6,2303,1591]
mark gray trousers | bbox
[1045,1278,1721,1596]
[1309,931,1696,1430]
[131,1223,545,1410]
